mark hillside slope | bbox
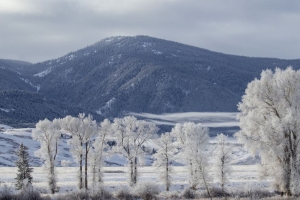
[0,90,102,127]
[1,36,300,124]
[28,36,300,118]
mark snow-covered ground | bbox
[129,112,239,128]
[0,165,271,196]
[0,113,269,197]
[0,124,257,167]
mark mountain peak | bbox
[1,36,300,127]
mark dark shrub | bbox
[181,187,195,199]
[90,187,114,200]
[56,190,89,200]
[115,188,137,200]
[0,185,15,200]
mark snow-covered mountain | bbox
[1,36,300,126]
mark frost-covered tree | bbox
[235,67,300,196]
[153,132,176,191]
[32,118,61,194]
[62,114,85,189]
[81,114,98,189]
[90,119,112,185]
[15,143,33,190]
[112,116,158,186]
[213,133,232,194]
[171,122,211,198]
[62,113,97,190]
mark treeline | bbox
[14,114,234,199]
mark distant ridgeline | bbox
[0,36,300,129]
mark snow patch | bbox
[128,112,239,128]
[34,68,52,77]
[19,78,41,92]
[65,67,73,74]
[142,42,152,48]
[0,108,11,113]
[67,54,76,60]
[152,50,163,55]
[96,98,116,115]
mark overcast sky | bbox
[1,0,300,63]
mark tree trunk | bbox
[283,146,292,196]
[189,160,196,190]
[290,149,299,196]
[98,167,102,183]
[85,143,88,190]
[166,156,169,191]
[134,157,138,185]
[50,164,55,194]
[199,164,212,200]
[79,153,83,189]
[221,156,225,194]
[129,159,134,186]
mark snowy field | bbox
[0,165,271,196]
[0,112,243,167]
[130,112,240,136]
[0,112,273,197]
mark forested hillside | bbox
[1,36,300,126]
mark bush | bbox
[181,187,195,199]
[19,185,43,200]
[133,181,160,200]
[0,185,47,200]
[229,183,274,200]
[56,190,89,200]
[115,188,137,200]
[90,186,114,200]
[159,191,180,199]
[208,186,230,198]
[57,188,115,200]
[0,185,15,200]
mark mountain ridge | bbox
[1,36,300,126]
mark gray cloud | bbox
[1,0,300,63]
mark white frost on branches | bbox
[171,122,211,197]
[90,119,112,185]
[213,133,232,193]
[153,132,176,191]
[32,118,61,194]
[61,113,97,190]
[235,67,300,196]
[112,116,158,186]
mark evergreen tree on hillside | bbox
[15,143,33,190]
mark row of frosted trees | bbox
[32,114,232,197]
[27,67,300,198]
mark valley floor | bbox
[0,165,271,197]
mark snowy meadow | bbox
[0,165,267,197]
[0,112,272,199]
